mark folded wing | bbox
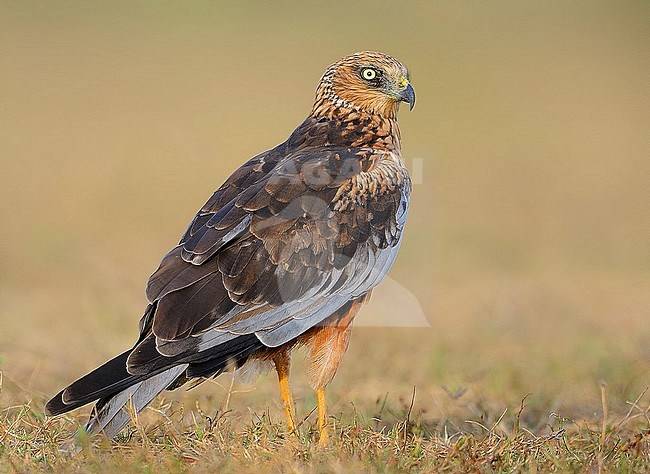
[131,146,409,376]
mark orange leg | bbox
[273,352,297,435]
[304,295,370,446]
[317,386,329,445]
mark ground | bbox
[2,321,650,472]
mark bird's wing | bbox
[128,146,409,374]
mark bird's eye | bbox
[361,68,377,81]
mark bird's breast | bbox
[332,152,411,212]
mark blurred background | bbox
[1,1,649,428]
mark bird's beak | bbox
[398,83,416,111]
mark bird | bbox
[45,51,415,445]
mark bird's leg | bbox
[317,386,329,445]
[273,351,297,435]
[304,295,369,446]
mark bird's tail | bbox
[45,350,187,439]
[82,364,187,438]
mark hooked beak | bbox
[398,83,416,111]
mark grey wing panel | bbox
[195,239,401,350]
[254,295,350,347]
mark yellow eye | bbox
[361,68,377,80]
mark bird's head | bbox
[313,51,415,119]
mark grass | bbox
[1,373,649,472]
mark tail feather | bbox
[45,332,264,441]
[83,364,188,438]
[45,351,135,416]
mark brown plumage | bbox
[45,51,415,444]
